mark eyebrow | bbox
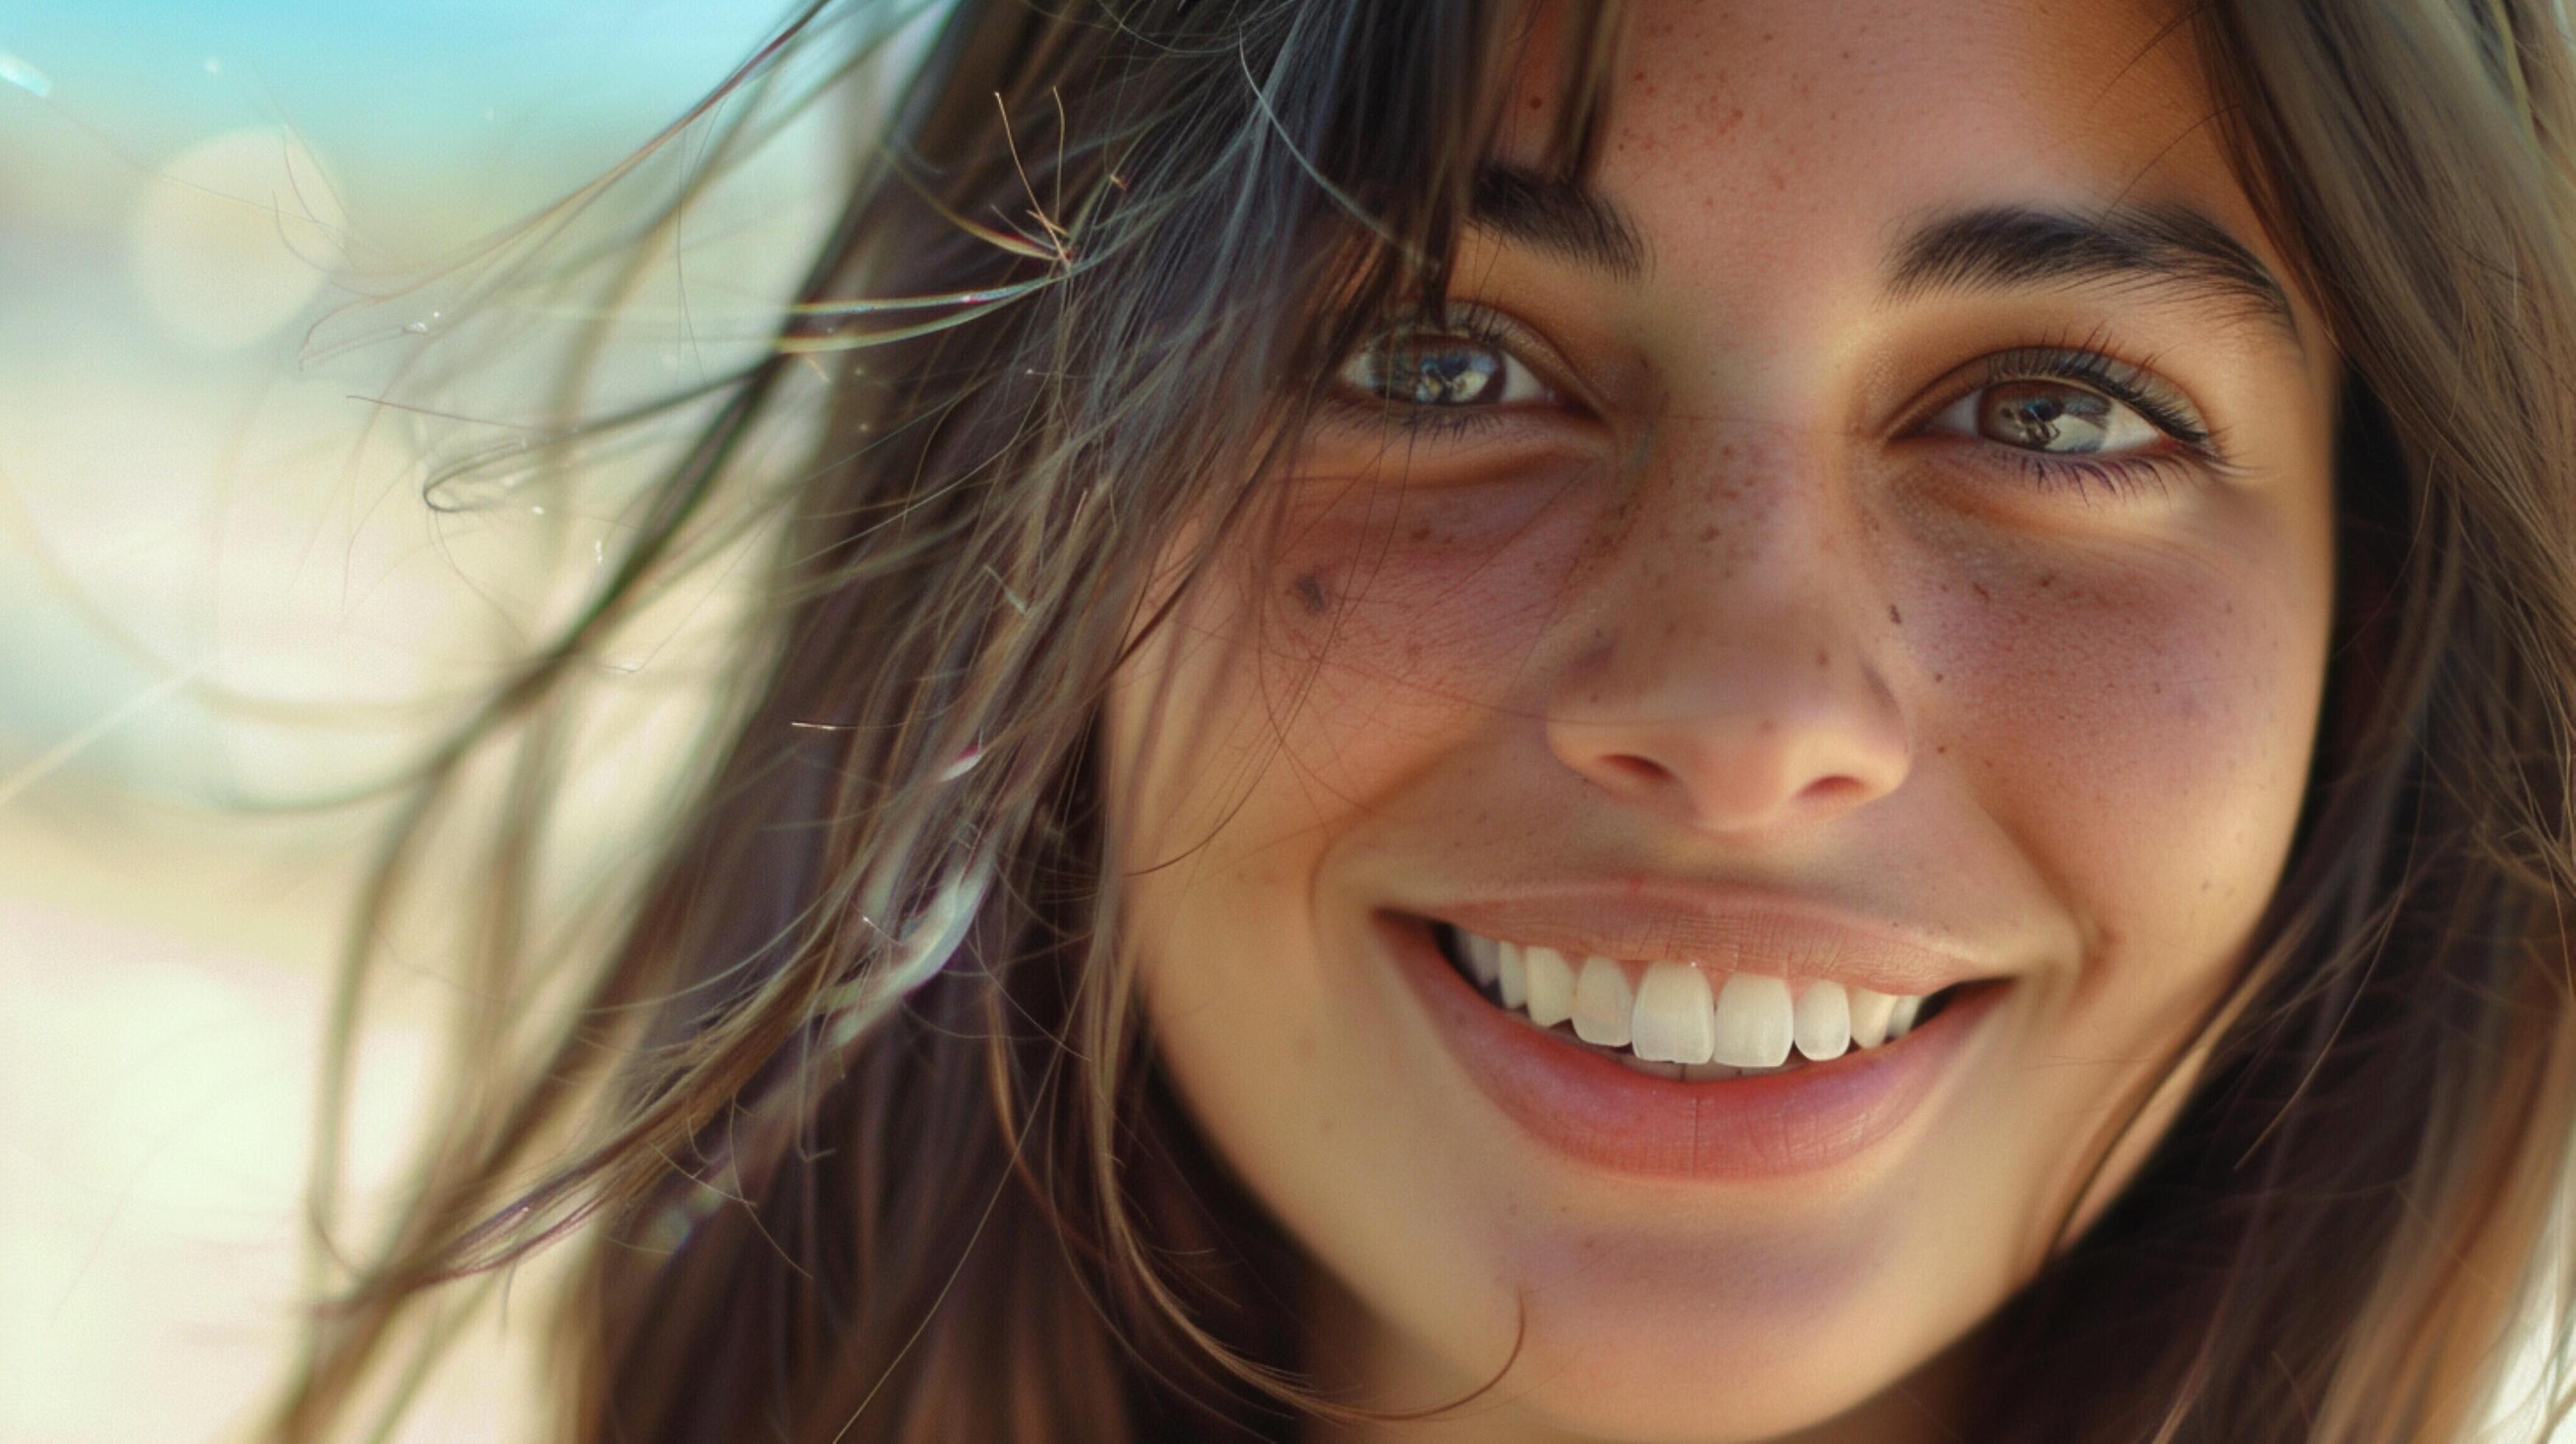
[1884,202,2301,345]
[1468,170,2300,351]
[1470,163,1648,279]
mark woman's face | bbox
[1105,0,2340,1438]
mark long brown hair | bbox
[271,1,2576,1439]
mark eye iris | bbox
[1980,380,2111,454]
[1371,338,1501,406]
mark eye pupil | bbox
[1369,338,1502,406]
[1982,381,2111,454]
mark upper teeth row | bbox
[1456,930,1929,1067]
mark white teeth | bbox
[1792,981,1851,1062]
[1847,986,1898,1048]
[1446,927,1940,1069]
[1886,992,1923,1040]
[1710,972,1794,1068]
[1629,961,1716,1065]
[1461,930,1501,989]
[1523,946,1576,1028]
[1571,956,1634,1047]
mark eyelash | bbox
[1324,308,1561,441]
[1946,343,2218,506]
[1325,312,2231,505]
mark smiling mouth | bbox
[1422,916,1975,1082]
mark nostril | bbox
[1797,775,1869,805]
[1598,754,1668,788]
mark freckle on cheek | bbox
[1292,572,1328,615]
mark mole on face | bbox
[1292,571,1330,616]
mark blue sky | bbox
[4,1,792,142]
[0,0,808,232]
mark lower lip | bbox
[1380,912,2004,1181]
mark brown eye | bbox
[1336,329,1553,409]
[1930,379,2161,456]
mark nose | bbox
[1543,451,1914,837]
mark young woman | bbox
[272,0,2576,1439]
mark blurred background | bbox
[0,3,914,1437]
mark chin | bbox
[1379,1183,1980,1443]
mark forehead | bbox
[1506,0,2276,306]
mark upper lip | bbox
[1411,879,2007,998]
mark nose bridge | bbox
[1545,415,1911,835]
[1660,418,1853,610]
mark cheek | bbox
[1101,475,1578,958]
[1897,526,2329,1270]
[1107,473,1598,1135]
[1926,539,2325,1009]
[1236,469,1598,786]
[1103,500,1558,1272]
